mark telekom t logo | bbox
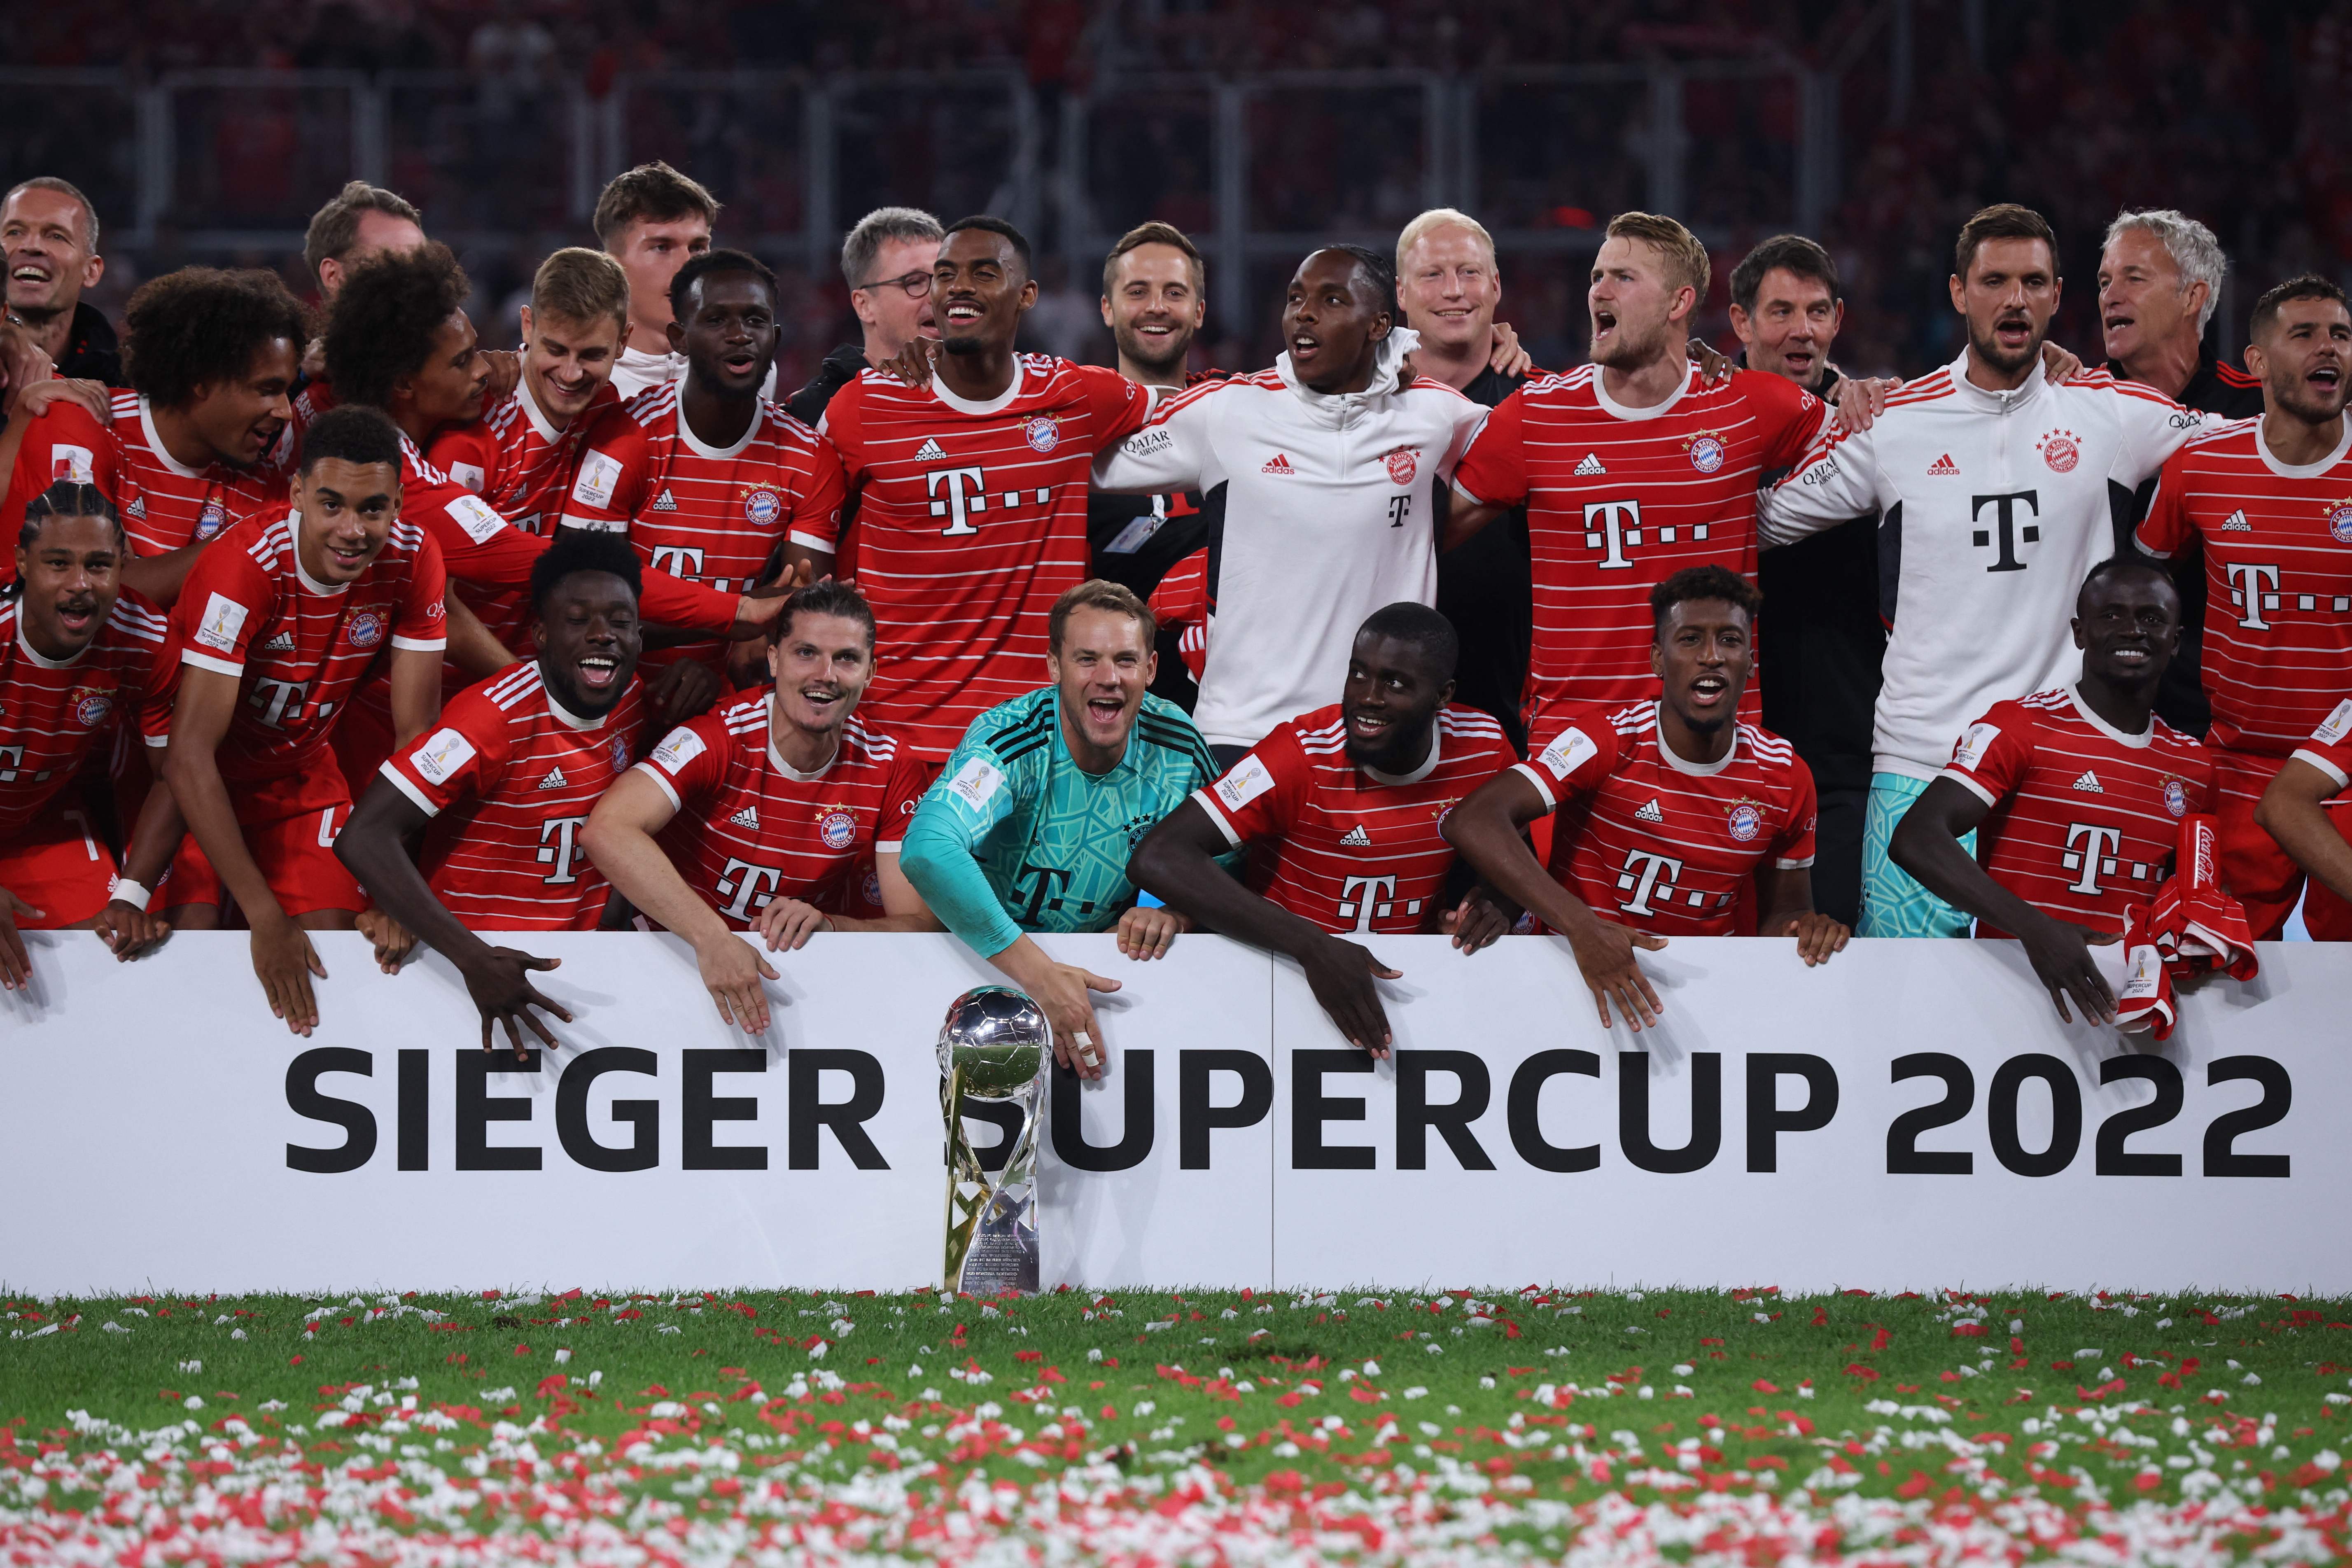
[1337,873,1400,932]
[1970,490,2041,572]
[1583,499,1643,569]
[0,745,21,783]
[537,815,588,884]
[249,677,321,728]
[927,467,987,536]
[2225,562,2280,629]
[2063,822,2123,894]
[716,859,784,919]
[650,545,706,580]
[1615,850,1683,916]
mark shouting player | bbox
[1094,245,1488,760]
[1890,558,2213,1021]
[1443,567,1843,1032]
[1129,602,1517,1055]
[899,581,1219,1077]
[0,483,172,986]
[2137,275,2352,940]
[817,215,1155,768]
[583,579,935,1034]
[1761,204,2209,938]
[143,407,447,1033]
[338,532,665,1051]
[558,249,844,686]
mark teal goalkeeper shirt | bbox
[900,687,1219,957]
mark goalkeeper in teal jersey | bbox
[901,581,1220,1078]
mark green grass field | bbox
[5,1285,2349,1563]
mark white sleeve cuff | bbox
[1773,855,1816,870]
[1937,767,1999,808]
[377,762,442,817]
[2291,747,2352,791]
[632,760,683,812]
[1451,476,1492,508]
[390,635,447,652]
[1509,760,1561,812]
[875,838,903,854]
[1190,786,1244,847]
[180,649,245,677]
[787,529,834,551]
[2131,527,2176,561]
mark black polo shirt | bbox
[1433,363,1532,753]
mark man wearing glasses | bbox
[784,207,945,428]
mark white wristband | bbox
[109,877,153,913]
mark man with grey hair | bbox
[1,177,117,385]
[2098,208,2265,737]
[784,206,943,427]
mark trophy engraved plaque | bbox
[938,985,1050,1293]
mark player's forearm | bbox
[635,567,740,635]
[580,820,733,947]
[2254,785,2352,907]
[443,595,517,679]
[824,910,943,933]
[1885,814,2043,938]
[334,796,492,971]
[118,765,187,891]
[161,746,283,923]
[1129,831,1325,959]
[1442,798,1603,939]
[898,818,1022,957]
[1440,490,1505,552]
[121,545,203,609]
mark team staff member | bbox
[2095,209,2265,737]
[339,532,675,1054]
[2255,698,2352,935]
[2137,275,2352,938]
[585,580,937,1035]
[2,177,118,383]
[139,407,447,1034]
[899,581,1219,1079]
[0,484,172,986]
[1891,558,2213,1022]
[1443,567,1846,1033]
[783,206,943,428]
[1129,602,1517,1057]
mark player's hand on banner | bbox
[875,338,940,388]
[1031,959,1119,1080]
[1689,339,1735,386]
[478,350,522,403]
[648,658,721,728]
[2018,914,2119,1024]
[1438,886,1514,954]
[1486,321,1535,379]
[460,947,573,1059]
[694,931,779,1034]
[356,907,418,973]
[2040,341,2084,382]
[1773,910,1851,966]
[0,886,41,991]
[1300,936,1400,1059]
[754,896,830,952]
[250,912,328,1036]
[1833,376,1900,433]
[1115,903,1186,960]
[92,898,172,961]
[1565,917,1668,1031]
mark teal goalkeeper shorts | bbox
[1859,772,1974,938]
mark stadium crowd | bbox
[1,153,2346,1068]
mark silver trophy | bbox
[938,985,1050,1294]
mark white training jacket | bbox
[1758,351,2207,781]
[1092,328,1488,748]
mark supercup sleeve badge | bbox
[1682,430,1727,474]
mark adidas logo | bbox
[1927,453,1960,476]
[1635,798,1665,824]
[1261,453,1295,474]
[730,805,760,829]
[915,437,947,462]
[1572,452,1605,476]
[261,630,295,653]
[650,488,679,512]
[2072,770,2104,794]
[1339,824,1371,847]
[536,766,568,791]
[126,495,147,519]
[2219,509,2252,533]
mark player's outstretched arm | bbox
[1888,777,2116,1024]
[1440,769,1668,1031]
[336,778,571,1057]
[1753,865,1850,966]
[443,593,520,680]
[822,852,945,936]
[90,767,185,961]
[2254,758,2352,909]
[581,769,779,1036]
[1130,799,1400,1058]
[163,667,330,1036]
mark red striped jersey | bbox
[380,660,648,931]
[1451,366,1826,730]
[0,594,170,835]
[633,697,929,927]
[145,507,447,784]
[0,394,287,573]
[1939,685,2214,938]
[1195,702,1516,934]
[427,379,624,656]
[2289,697,2352,790]
[1519,700,1818,935]
[1148,546,1211,681]
[560,383,846,670]
[2136,418,2352,756]
[816,356,1153,759]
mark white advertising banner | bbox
[0,930,2334,1294]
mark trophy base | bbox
[957,1191,1039,1295]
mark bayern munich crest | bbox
[1685,432,1726,474]
[1726,801,1763,842]
[818,807,858,850]
[346,610,385,649]
[2326,500,2352,544]
[195,499,228,540]
[1024,415,1061,453]
[69,686,112,728]
[743,487,782,527]
[2039,429,2080,473]
[610,734,632,773]
[1384,446,1418,485]
[2163,777,2189,818]
[861,865,882,908]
